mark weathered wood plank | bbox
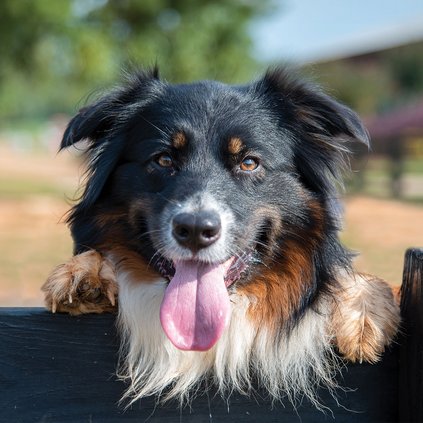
[399,247,423,423]
[0,307,399,423]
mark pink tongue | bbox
[160,259,233,351]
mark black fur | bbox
[62,67,369,325]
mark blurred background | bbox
[1,0,422,305]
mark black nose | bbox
[172,211,222,252]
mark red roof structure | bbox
[365,100,423,140]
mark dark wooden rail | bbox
[0,248,421,423]
[399,248,423,422]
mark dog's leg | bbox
[42,250,118,315]
[332,272,400,363]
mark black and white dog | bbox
[43,67,399,407]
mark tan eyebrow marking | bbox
[228,136,244,155]
[172,131,187,149]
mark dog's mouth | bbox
[157,252,253,352]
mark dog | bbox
[42,67,400,408]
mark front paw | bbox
[333,273,400,363]
[42,250,118,315]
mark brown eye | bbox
[156,154,173,168]
[240,157,259,172]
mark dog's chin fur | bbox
[115,261,339,408]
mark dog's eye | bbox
[156,154,173,168]
[240,157,259,172]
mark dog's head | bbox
[63,67,368,351]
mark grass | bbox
[405,159,423,174]
[358,158,423,175]
[0,177,69,199]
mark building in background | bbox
[312,34,423,199]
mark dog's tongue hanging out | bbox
[160,258,234,351]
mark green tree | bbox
[0,0,271,121]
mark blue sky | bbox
[251,0,423,63]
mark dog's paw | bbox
[332,273,400,363]
[42,250,118,315]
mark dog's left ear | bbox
[257,67,369,196]
[62,67,161,211]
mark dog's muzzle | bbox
[156,202,254,352]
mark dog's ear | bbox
[62,67,161,211]
[258,67,369,196]
[60,66,160,150]
[60,100,117,150]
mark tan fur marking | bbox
[42,250,118,315]
[172,131,187,149]
[238,240,313,328]
[108,247,161,284]
[332,272,400,363]
[238,199,325,329]
[95,209,128,229]
[392,285,401,305]
[228,137,243,155]
[307,198,326,241]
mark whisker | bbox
[139,115,169,138]
[156,192,182,207]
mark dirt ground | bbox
[0,147,422,306]
[342,196,423,285]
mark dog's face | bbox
[117,81,302,264]
[63,67,368,351]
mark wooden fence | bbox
[1,248,422,423]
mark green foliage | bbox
[387,44,423,93]
[0,0,271,121]
[312,42,423,115]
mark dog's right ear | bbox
[60,66,160,151]
[60,100,114,150]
